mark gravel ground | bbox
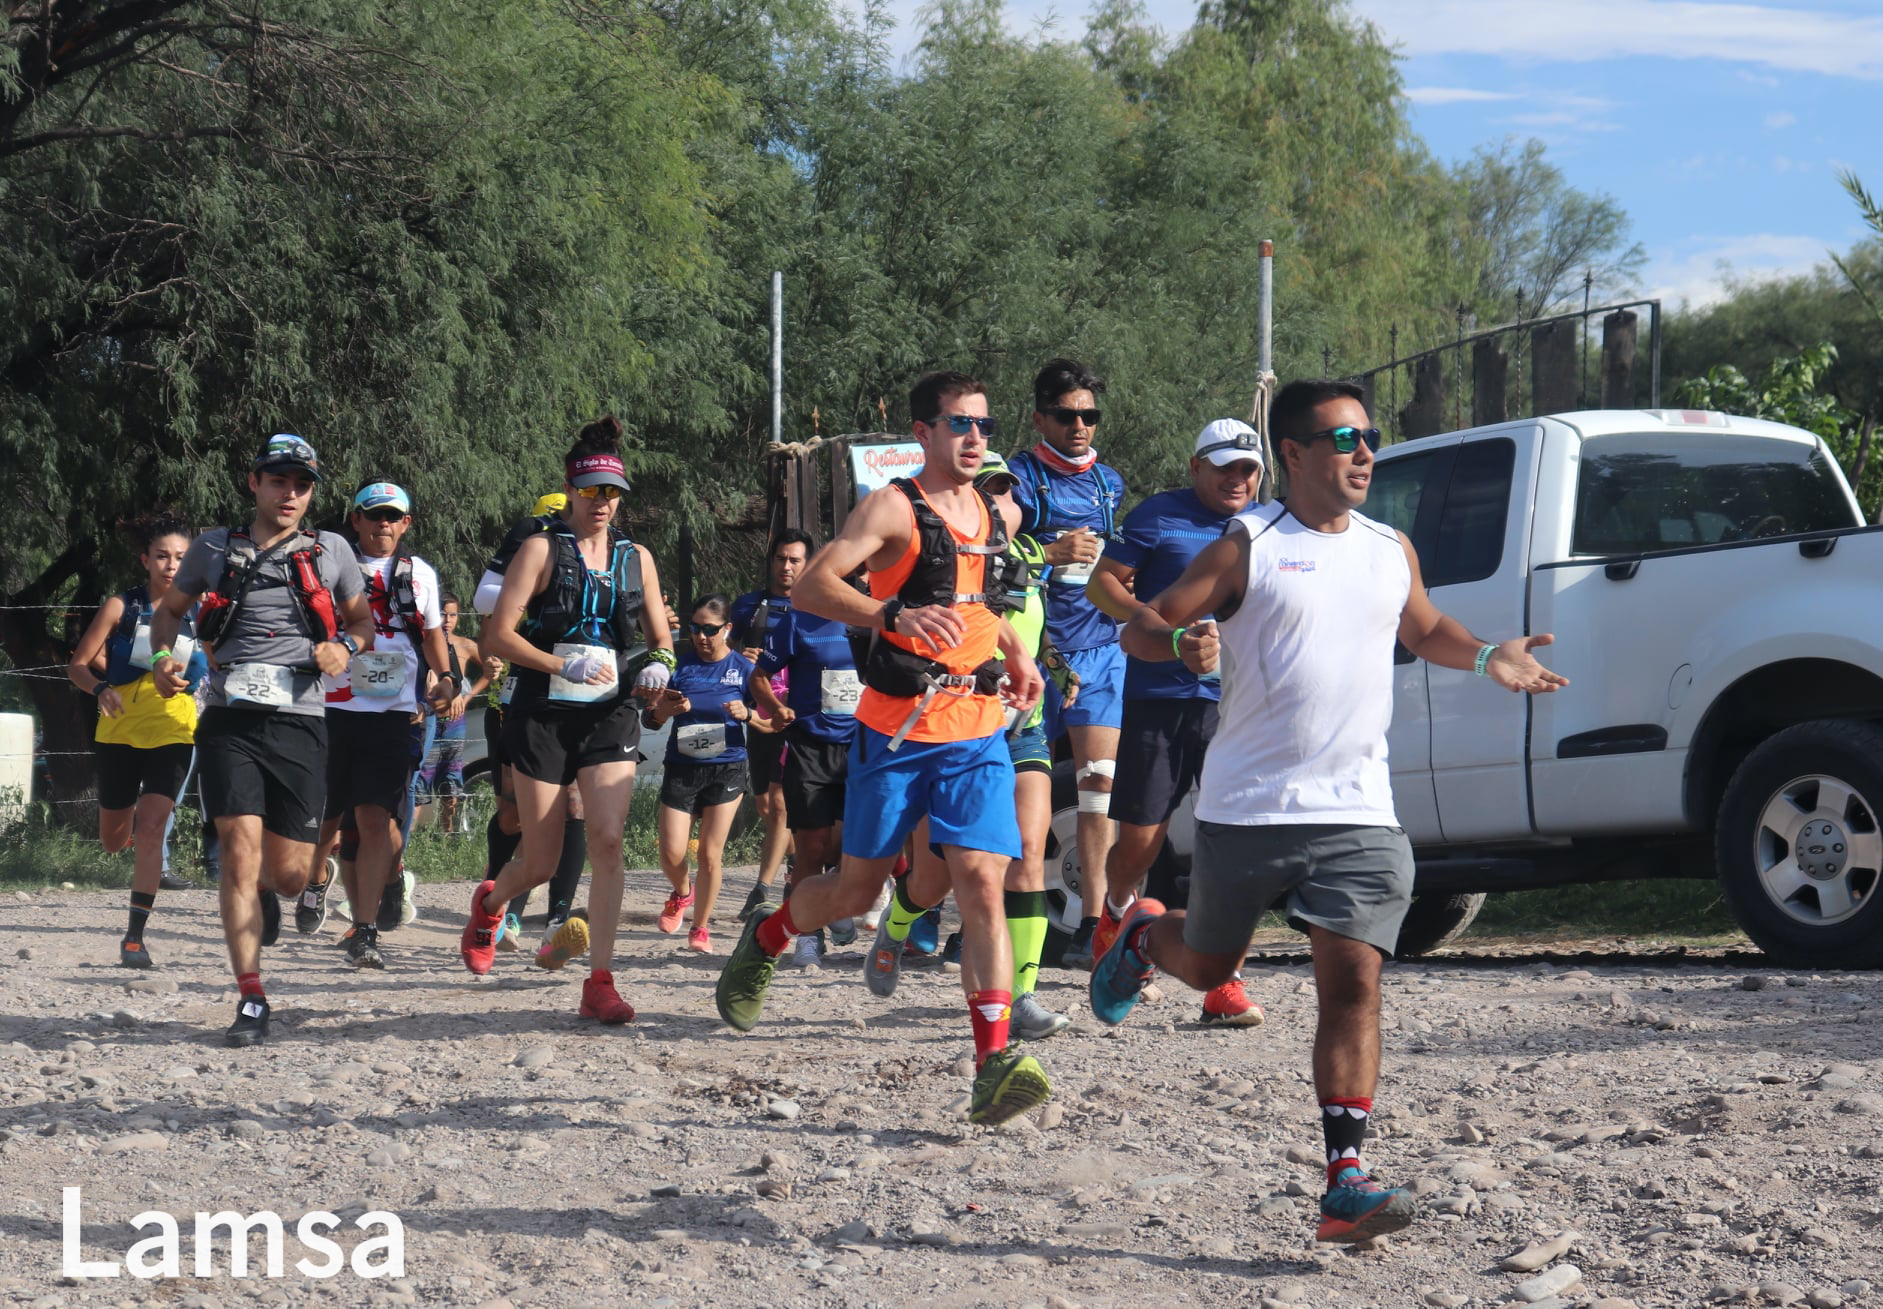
[2,869,1880,1309]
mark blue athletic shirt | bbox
[755,608,861,745]
[1102,487,1232,701]
[1007,451,1126,654]
[730,589,791,652]
[664,649,755,766]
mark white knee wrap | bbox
[1075,758,1116,815]
[1075,759,1116,784]
[1077,791,1112,815]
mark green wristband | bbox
[1473,643,1496,676]
[1171,626,1187,659]
[151,648,173,666]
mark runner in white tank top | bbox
[1085,381,1569,1247]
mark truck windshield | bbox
[1572,433,1857,557]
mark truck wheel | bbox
[1716,720,1883,970]
[1394,892,1486,957]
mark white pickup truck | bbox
[1041,408,1883,968]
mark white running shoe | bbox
[1011,992,1073,1042]
[398,870,417,926]
[861,881,893,931]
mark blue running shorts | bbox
[842,725,1020,860]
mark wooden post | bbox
[1531,321,1578,415]
[1601,310,1638,408]
[1473,339,1509,427]
[794,449,820,537]
[828,438,852,541]
[1399,354,1447,439]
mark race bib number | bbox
[819,668,862,717]
[676,722,728,759]
[548,643,613,704]
[348,650,406,698]
[498,673,517,706]
[226,662,296,707]
[1052,559,1095,586]
[130,625,196,672]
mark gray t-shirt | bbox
[175,527,364,716]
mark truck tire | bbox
[1394,891,1486,957]
[1716,720,1883,970]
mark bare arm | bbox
[68,596,126,714]
[314,591,376,677]
[148,585,198,698]
[638,547,673,658]
[1086,557,1141,625]
[747,667,791,722]
[1395,534,1567,693]
[1120,530,1248,672]
[479,536,567,678]
[793,485,966,641]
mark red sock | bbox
[891,852,909,879]
[755,900,800,956]
[968,989,1012,1067]
[237,972,264,999]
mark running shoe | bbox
[158,869,194,891]
[118,937,153,970]
[1088,897,1165,1026]
[791,930,824,969]
[296,859,335,934]
[460,879,501,975]
[657,887,695,935]
[941,931,962,966]
[1091,900,1131,962]
[864,915,903,998]
[345,923,385,970]
[535,913,591,971]
[398,870,416,926]
[579,972,635,1024]
[908,906,941,955]
[1316,1167,1417,1244]
[1011,992,1071,1041]
[828,916,858,947]
[736,880,777,922]
[1199,976,1265,1027]
[1061,918,1097,970]
[496,912,522,952]
[715,906,779,1032]
[225,995,270,1048]
[968,1045,1052,1126]
[259,889,281,947]
[687,927,711,954]
[861,879,893,931]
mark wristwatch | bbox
[338,633,361,656]
[881,598,905,634]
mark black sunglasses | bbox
[689,621,727,637]
[1040,406,1102,428]
[1305,425,1382,454]
[933,414,998,436]
[360,508,406,523]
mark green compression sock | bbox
[1005,889,1048,997]
[884,877,926,943]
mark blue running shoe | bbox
[1088,897,1164,1025]
[1316,1166,1417,1243]
[908,907,941,955]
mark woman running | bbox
[648,595,773,954]
[459,416,674,1024]
[67,512,208,968]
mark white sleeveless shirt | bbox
[1194,502,1411,827]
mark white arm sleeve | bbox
[473,569,505,617]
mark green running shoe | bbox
[716,906,780,1032]
[968,1044,1052,1126]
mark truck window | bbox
[1365,448,1444,555]
[1572,434,1857,557]
[1426,438,1515,587]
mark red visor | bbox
[567,452,630,491]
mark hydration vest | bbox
[1006,448,1123,540]
[195,527,339,652]
[363,552,424,642]
[522,522,647,664]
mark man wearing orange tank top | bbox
[714,371,1052,1127]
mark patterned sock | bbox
[755,899,800,957]
[1321,1096,1374,1184]
[548,818,586,918]
[967,989,1012,1067]
[236,972,265,1000]
[126,891,155,943]
[884,877,926,943]
[1004,889,1048,998]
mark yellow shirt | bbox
[95,672,197,750]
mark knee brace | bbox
[1076,758,1115,813]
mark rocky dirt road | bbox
[2,870,1879,1309]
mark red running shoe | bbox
[1200,976,1265,1027]
[580,973,636,1024]
[657,887,695,935]
[1091,900,1130,963]
[460,879,501,975]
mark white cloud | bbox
[1644,233,1838,309]
[1404,86,1519,104]
[1764,111,1798,128]
[1351,1,1883,78]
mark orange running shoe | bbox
[1091,900,1130,963]
[580,973,636,1024]
[459,879,501,975]
[1200,976,1265,1027]
[657,887,695,934]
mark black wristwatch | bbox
[881,598,905,634]
[338,633,361,656]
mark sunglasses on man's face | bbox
[689,621,727,637]
[360,508,406,523]
[1041,406,1102,428]
[933,414,998,437]
[1305,425,1382,454]
[575,484,624,501]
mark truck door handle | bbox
[1800,537,1836,559]
[1604,559,1640,581]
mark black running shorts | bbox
[95,742,194,812]
[197,707,327,841]
[782,732,850,832]
[324,709,422,819]
[503,697,641,787]
[484,703,507,771]
[747,731,785,792]
[658,758,748,817]
[1109,697,1219,828]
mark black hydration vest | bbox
[517,523,647,699]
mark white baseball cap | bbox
[1193,419,1263,468]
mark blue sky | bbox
[867,0,1883,309]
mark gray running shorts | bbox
[1184,821,1415,957]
